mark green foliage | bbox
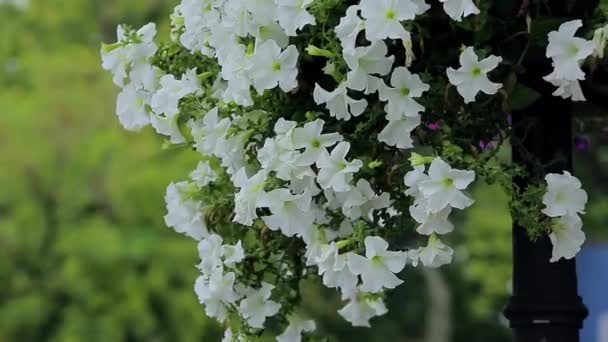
[0,1,222,341]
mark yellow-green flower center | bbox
[272,61,282,71]
[400,87,410,96]
[471,67,482,77]
[568,43,580,56]
[311,139,321,148]
[442,177,454,187]
[385,9,396,20]
[371,255,384,264]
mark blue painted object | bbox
[578,245,608,342]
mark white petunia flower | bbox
[233,168,269,226]
[313,83,368,121]
[549,214,586,263]
[101,23,158,87]
[316,142,363,192]
[417,158,476,213]
[178,0,222,56]
[197,234,224,274]
[304,227,339,264]
[338,293,388,327]
[439,0,479,22]
[360,0,418,41]
[218,132,248,178]
[218,43,255,106]
[189,107,232,157]
[344,41,395,93]
[315,243,359,295]
[446,47,502,104]
[194,269,239,322]
[548,79,586,101]
[275,0,316,36]
[151,69,200,117]
[164,182,209,240]
[259,189,316,238]
[197,234,245,274]
[347,236,407,293]
[335,5,365,50]
[221,327,248,342]
[222,241,246,267]
[222,0,259,37]
[410,205,454,235]
[245,0,278,26]
[378,116,421,149]
[276,315,316,342]
[408,234,454,268]
[257,119,317,181]
[379,67,429,119]
[256,22,290,48]
[542,171,588,218]
[150,114,187,144]
[129,63,161,91]
[115,84,152,131]
[544,20,595,82]
[292,119,343,166]
[190,161,218,187]
[340,179,391,220]
[592,24,608,58]
[404,164,430,197]
[250,40,299,93]
[259,139,314,182]
[238,282,281,329]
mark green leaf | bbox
[509,84,541,111]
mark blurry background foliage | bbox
[0,0,606,341]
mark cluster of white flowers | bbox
[171,0,309,107]
[544,20,595,101]
[314,2,432,149]
[193,233,285,331]
[542,171,588,263]
[404,158,475,268]
[101,0,602,339]
[164,181,209,240]
[101,23,208,145]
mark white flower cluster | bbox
[542,171,588,263]
[101,0,602,339]
[404,158,475,268]
[193,234,285,330]
[314,1,431,149]
[544,20,595,102]
[171,0,309,107]
[101,23,207,144]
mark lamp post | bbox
[504,93,588,342]
[503,1,598,341]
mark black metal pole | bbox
[504,97,588,342]
[502,2,599,340]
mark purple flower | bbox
[574,136,590,151]
[427,122,440,130]
[479,140,498,151]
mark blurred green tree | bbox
[0,1,222,341]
